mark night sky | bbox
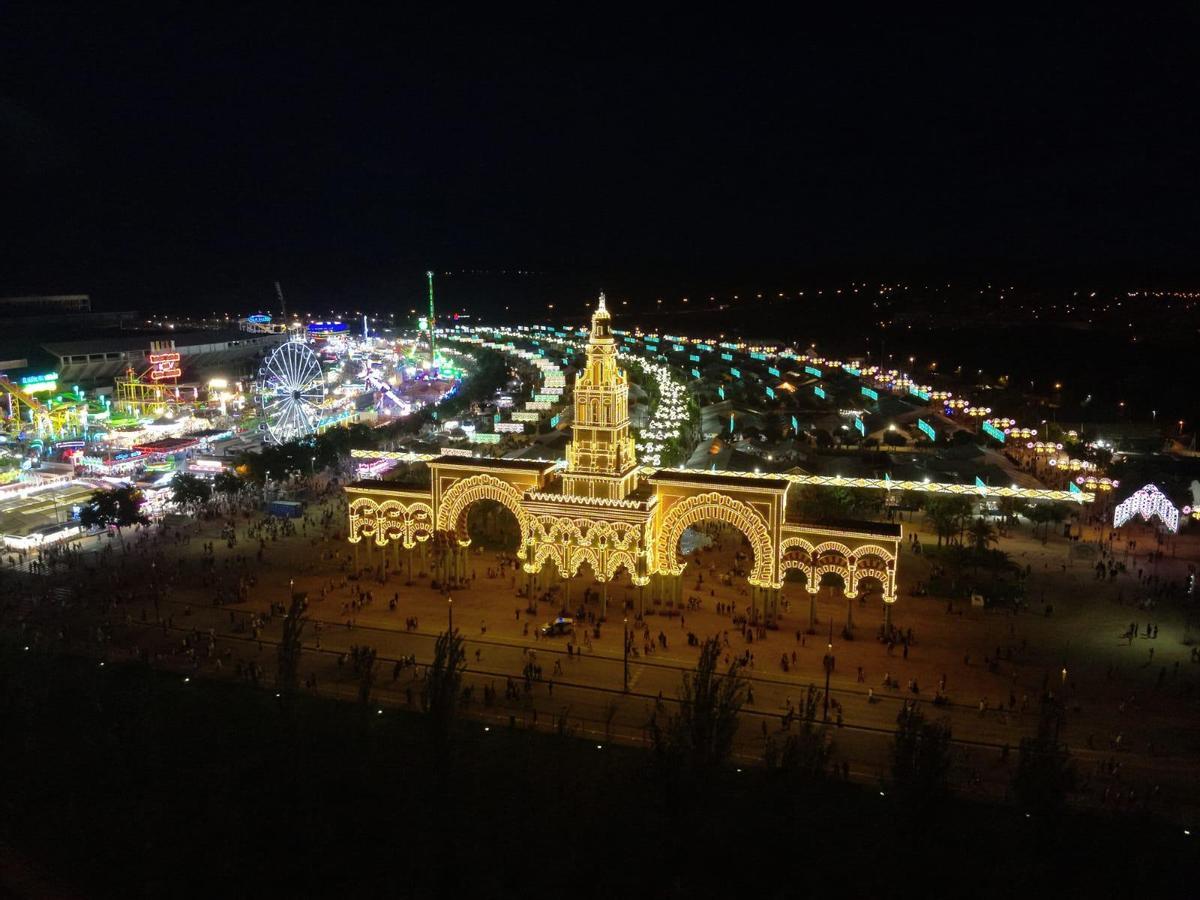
[3,6,1199,313]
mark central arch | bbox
[436,474,530,553]
[656,491,775,585]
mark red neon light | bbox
[149,352,180,365]
[150,367,182,381]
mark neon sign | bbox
[149,352,181,381]
[861,386,878,401]
[917,418,936,441]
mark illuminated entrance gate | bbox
[347,296,903,626]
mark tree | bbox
[652,637,747,772]
[79,486,149,544]
[890,703,952,803]
[1013,695,1077,818]
[766,718,832,780]
[356,647,377,708]
[169,472,211,511]
[967,517,999,554]
[276,592,308,699]
[924,496,972,546]
[213,469,245,499]
[1026,502,1068,542]
[421,629,467,747]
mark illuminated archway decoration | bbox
[345,300,910,618]
[348,498,436,548]
[657,491,775,586]
[1114,484,1179,533]
[436,474,531,551]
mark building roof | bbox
[430,455,558,474]
[41,329,275,358]
[791,518,902,539]
[648,468,790,492]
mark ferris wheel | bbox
[256,339,327,444]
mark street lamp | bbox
[447,594,454,634]
[822,619,835,722]
[310,456,317,476]
[623,616,629,693]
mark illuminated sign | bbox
[533,394,558,403]
[691,369,701,379]
[975,476,987,490]
[309,321,349,334]
[672,344,685,352]
[843,365,861,376]
[696,344,713,353]
[982,421,1006,442]
[750,352,767,361]
[908,386,931,402]
[149,352,181,381]
[246,314,272,324]
[861,386,878,401]
[917,418,936,441]
[689,354,700,362]
[18,371,58,386]
[525,401,551,411]
[511,411,540,422]
[469,432,501,444]
[730,368,741,379]
[550,414,561,428]
[721,353,733,362]
[814,385,826,399]
[765,386,775,400]
[494,422,525,433]
[767,367,780,377]
[853,416,865,435]
[805,365,822,378]
[718,386,725,400]
[791,415,799,432]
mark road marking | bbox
[627,665,645,692]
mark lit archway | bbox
[657,491,775,586]
[436,474,531,552]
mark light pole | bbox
[623,615,629,693]
[822,619,835,722]
[447,594,454,634]
[310,456,316,476]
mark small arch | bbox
[657,491,775,586]
[437,474,530,551]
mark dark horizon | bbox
[4,7,1200,312]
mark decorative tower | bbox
[562,293,640,500]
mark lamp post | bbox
[310,456,316,476]
[822,619,835,722]
[447,594,454,635]
[623,615,629,693]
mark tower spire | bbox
[426,270,436,367]
[597,291,607,313]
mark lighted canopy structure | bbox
[1113,484,1179,533]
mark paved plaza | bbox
[8,489,1199,820]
